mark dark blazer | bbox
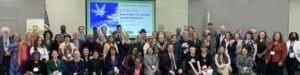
[94,42,104,58]
[71,39,84,52]
[24,60,47,75]
[160,53,182,75]
[88,58,103,75]
[104,55,122,73]
[215,34,224,53]
[0,36,11,65]
[81,41,95,55]
[47,59,66,75]
[227,41,238,63]
[67,60,86,75]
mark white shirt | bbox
[3,36,10,51]
[30,47,49,61]
[219,34,225,45]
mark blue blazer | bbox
[104,55,122,72]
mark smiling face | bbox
[37,38,43,46]
[167,45,174,53]
[93,51,99,59]
[190,47,196,54]
[219,47,225,54]
[147,48,154,55]
[259,32,265,39]
[13,34,21,42]
[234,33,240,40]
[274,33,281,41]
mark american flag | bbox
[44,5,50,30]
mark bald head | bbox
[220,25,227,34]
[73,32,79,39]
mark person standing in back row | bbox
[0,27,11,75]
[265,32,287,75]
[286,32,300,75]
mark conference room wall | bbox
[155,0,188,34]
[46,0,188,36]
[46,0,85,36]
[188,0,289,39]
[289,0,300,33]
[0,0,44,36]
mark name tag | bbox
[58,72,62,75]
[73,72,77,75]
[203,65,207,69]
[67,54,72,58]
[270,51,275,55]
[243,67,247,70]
[33,67,39,72]
[114,67,118,71]
[191,58,196,63]
[151,65,155,69]
[289,52,295,58]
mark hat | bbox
[139,29,146,33]
[208,22,213,25]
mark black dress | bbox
[256,41,267,75]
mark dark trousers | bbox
[286,56,299,75]
[231,63,238,75]
[255,58,266,75]
[266,62,283,75]
[3,56,10,75]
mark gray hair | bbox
[1,27,10,34]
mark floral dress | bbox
[8,43,20,75]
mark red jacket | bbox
[265,41,287,63]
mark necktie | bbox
[170,53,177,70]
[4,38,7,48]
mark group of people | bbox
[0,23,299,75]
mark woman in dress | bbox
[8,33,22,75]
[255,31,268,75]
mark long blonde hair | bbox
[22,32,34,45]
[122,32,131,44]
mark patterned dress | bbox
[8,43,20,75]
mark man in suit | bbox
[160,44,183,75]
[0,27,11,75]
[72,32,84,53]
[215,25,227,53]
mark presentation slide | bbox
[86,0,155,38]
